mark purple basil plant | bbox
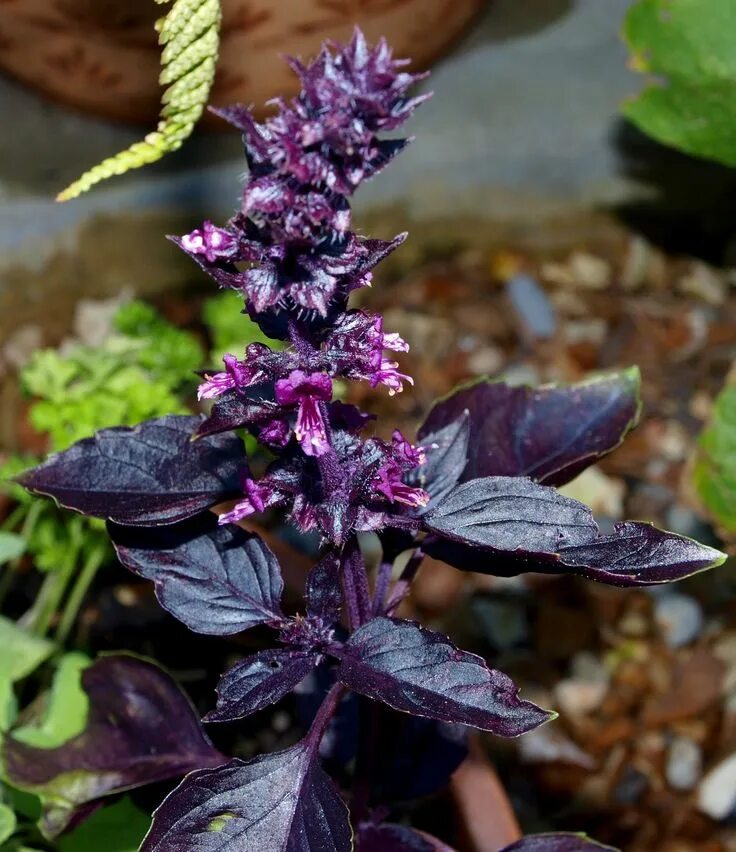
[18,30,725,852]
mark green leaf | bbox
[623,0,736,166]
[58,797,150,852]
[11,654,91,749]
[0,617,54,684]
[0,804,16,844]
[0,678,18,733]
[0,534,25,566]
[203,290,275,363]
[693,382,736,534]
[57,0,222,200]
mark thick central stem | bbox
[341,537,371,630]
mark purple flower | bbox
[324,310,413,393]
[180,221,238,263]
[275,370,333,457]
[373,461,429,508]
[217,476,281,525]
[197,344,286,400]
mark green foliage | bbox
[0,617,54,684]
[0,805,17,845]
[0,535,25,567]
[623,0,736,166]
[203,290,275,363]
[693,382,736,534]
[22,303,202,452]
[11,653,91,749]
[58,797,151,852]
[57,0,223,201]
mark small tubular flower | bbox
[275,370,334,457]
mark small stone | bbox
[466,345,503,376]
[74,291,132,347]
[697,753,736,820]
[653,592,704,648]
[569,251,612,290]
[519,724,595,769]
[557,465,625,519]
[666,736,702,791]
[506,274,556,340]
[2,324,43,371]
[554,652,609,717]
[618,610,649,639]
[613,766,649,804]
[561,318,607,345]
[677,261,727,306]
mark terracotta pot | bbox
[0,0,485,124]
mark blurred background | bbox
[2,2,736,850]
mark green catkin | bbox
[56,0,222,202]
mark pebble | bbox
[554,652,610,717]
[557,465,625,519]
[653,592,704,648]
[697,752,736,820]
[506,274,556,340]
[519,724,595,769]
[666,736,702,791]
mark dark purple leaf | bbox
[336,617,553,736]
[110,515,284,635]
[419,370,641,486]
[424,477,598,555]
[500,834,617,851]
[367,706,467,803]
[306,553,343,625]
[407,413,469,511]
[194,389,279,439]
[3,655,224,838]
[423,480,725,586]
[359,822,455,851]
[18,415,245,525]
[204,649,318,722]
[141,743,351,851]
[557,521,726,587]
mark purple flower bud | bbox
[217,477,275,525]
[275,370,333,457]
[198,354,250,400]
[258,418,291,448]
[180,221,238,263]
[391,430,426,468]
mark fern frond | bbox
[57,0,222,202]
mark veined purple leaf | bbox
[419,370,641,486]
[407,413,469,511]
[557,521,726,587]
[423,479,725,586]
[110,515,284,635]
[17,415,244,525]
[204,649,318,722]
[3,655,224,838]
[141,743,351,852]
[500,834,618,851]
[359,822,455,851]
[336,618,552,736]
[194,389,279,439]
[424,477,597,554]
[306,553,343,625]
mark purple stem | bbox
[371,561,393,615]
[306,682,346,752]
[384,547,424,615]
[341,538,371,629]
